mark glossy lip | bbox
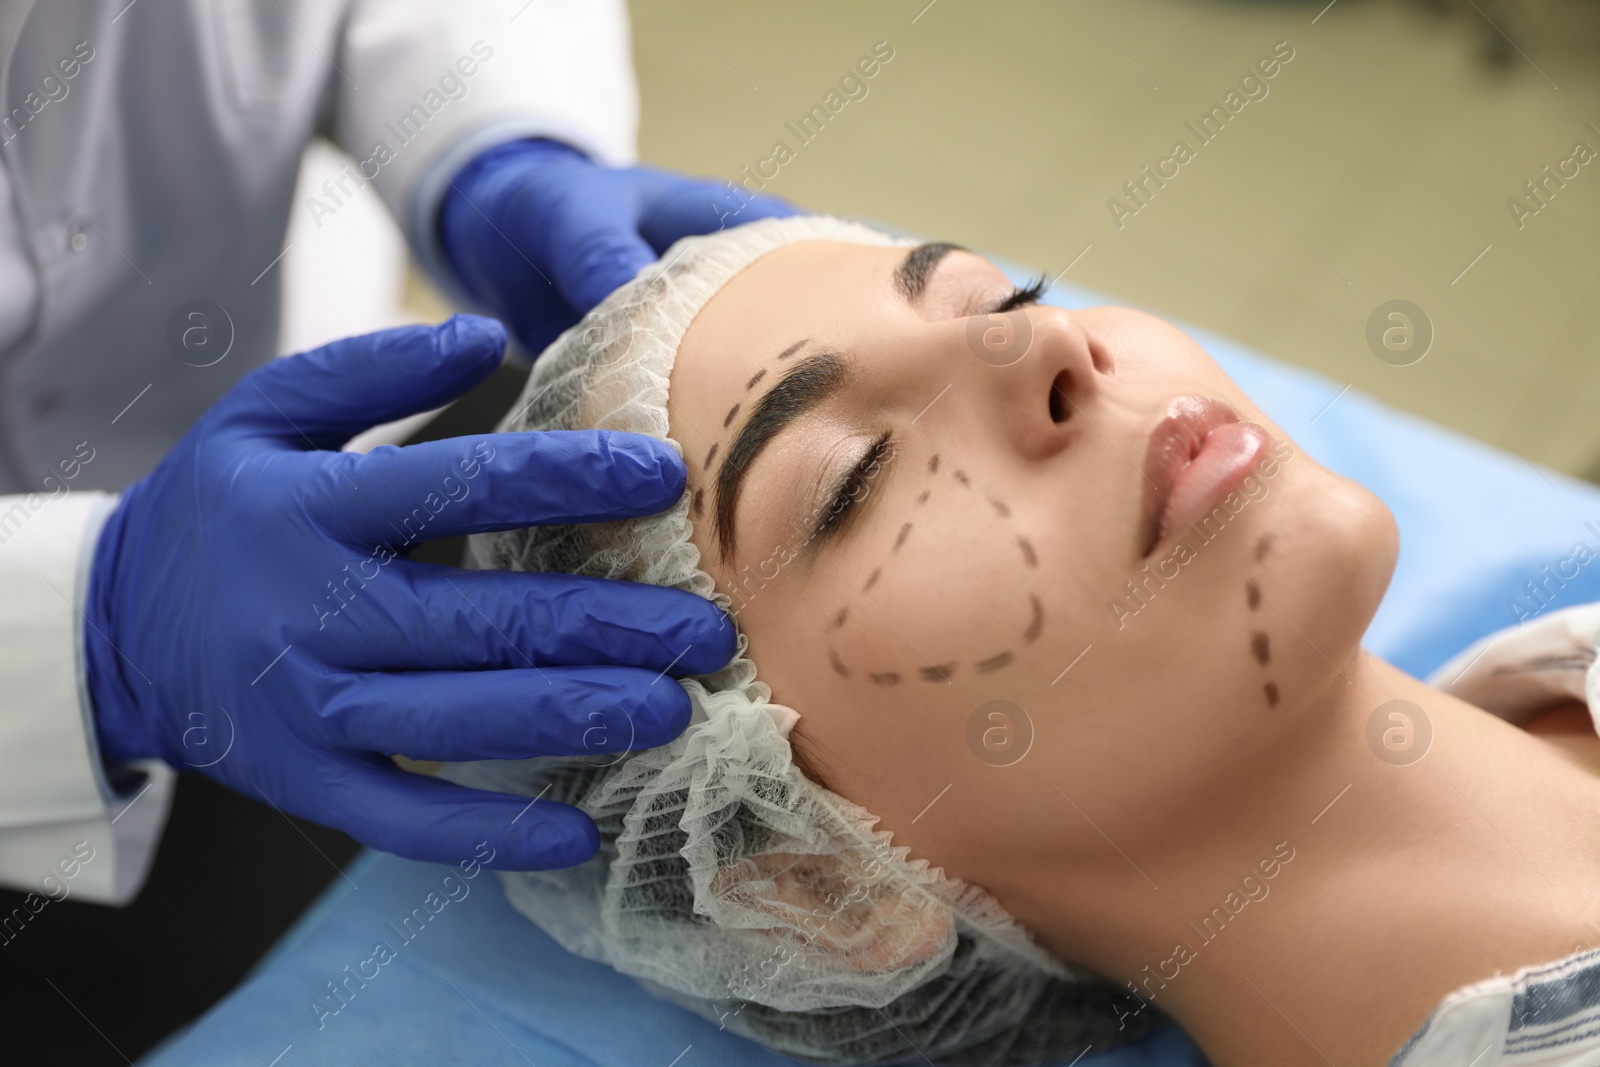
[1138,396,1263,557]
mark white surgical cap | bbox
[447,216,1164,1064]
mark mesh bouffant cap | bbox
[444,215,1164,1064]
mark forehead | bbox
[676,241,903,381]
[668,241,1003,423]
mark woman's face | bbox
[667,239,1397,896]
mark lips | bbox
[1139,396,1271,557]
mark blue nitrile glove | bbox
[86,316,734,870]
[438,138,799,355]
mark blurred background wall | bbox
[619,0,1600,478]
[296,0,1600,476]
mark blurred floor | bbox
[620,0,1600,478]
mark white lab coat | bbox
[0,0,638,906]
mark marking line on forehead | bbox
[713,351,852,559]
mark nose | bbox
[963,304,1108,460]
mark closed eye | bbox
[989,276,1047,314]
[810,432,895,545]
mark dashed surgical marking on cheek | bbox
[1264,682,1280,707]
[829,648,851,678]
[692,488,705,519]
[1023,595,1044,644]
[1246,579,1261,610]
[976,650,1015,673]
[745,368,768,390]
[703,442,719,470]
[1250,631,1271,666]
[822,459,1047,685]
[722,403,741,428]
[1254,534,1274,562]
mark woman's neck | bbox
[1017,650,1600,1067]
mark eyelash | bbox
[803,279,1042,546]
[992,276,1047,314]
[814,431,895,542]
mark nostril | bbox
[1049,371,1071,424]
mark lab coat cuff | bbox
[0,490,173,907]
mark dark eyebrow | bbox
[894,242,964,304]
[714,352,850,560]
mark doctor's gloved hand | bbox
[85,316,733,870]
[438,138,798,356]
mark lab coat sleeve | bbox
[333,0,640,293]
[0,491,174,906]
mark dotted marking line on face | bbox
[723,403,741,428]
[824,459,1049,684]
[703,442,719,470]
[976,650,1015,673]
[829,648,851,678]
[1250,536,1277,707]
[745,368,768,390]
[1023,595,1044,644]
[692,488,705,519]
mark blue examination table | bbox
[142,275,1600,1067]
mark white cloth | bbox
[1391,607,1600,1065]
[0,0,637,904]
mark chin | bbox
[1279,472,1398,666]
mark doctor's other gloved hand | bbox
[438,137,798,355]
[85,316,733,870]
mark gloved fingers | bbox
[335,563,734,676]
[314,430,687,545]
[631,167,801,254]
[320,667,691,762]
[511,173,657,312]
[313,756,601,870]
[215,316,507,449]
